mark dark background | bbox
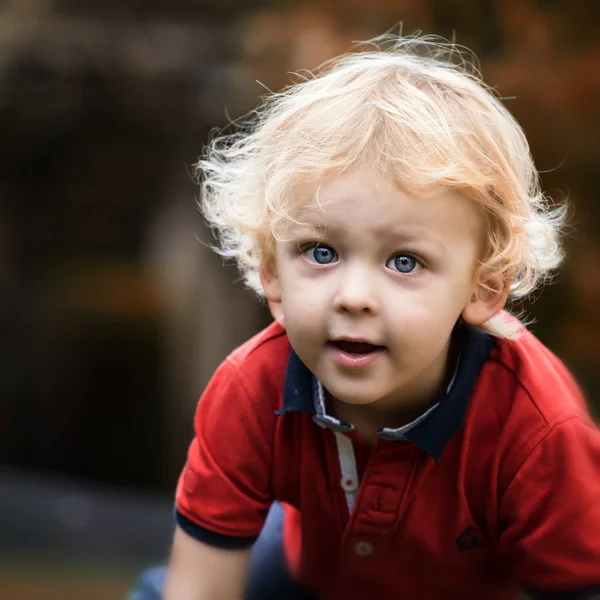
[0,1,598,598]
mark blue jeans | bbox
[129,503,316,600]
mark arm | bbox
[164,526,251,600]
[498,416,600,598]
[167,356,276,599]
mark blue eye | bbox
[387,254,420,274]
[304,244,337,265]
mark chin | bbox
[330,390,382,406]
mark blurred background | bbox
[0,0,599,598]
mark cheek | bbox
[282,300,326,358]
[278,260,325,300]
[429,264,476,311]
[280,278,319,318]
[384,287,460,343]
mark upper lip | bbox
[329,336,384,346]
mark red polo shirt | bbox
[175,320,600,599]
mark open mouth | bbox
[329,340,384,354]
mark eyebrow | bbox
[382,232,446,254]
[381,230,446,249]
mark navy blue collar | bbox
[276,325,493,461]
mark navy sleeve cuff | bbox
[175,509,259,550]
[527,585,600,600]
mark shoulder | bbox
[227,320,290,366]
[224,320,291,396]
[467,324,593,489]
[192,321,292,447]
[485,326,588,426]
[200,321,292,421]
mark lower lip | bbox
[328,344,385,369]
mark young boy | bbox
[156,35,600,600]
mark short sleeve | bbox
[175,358,274,549]
[499,416,600,597]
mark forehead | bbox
[290,168,483,245]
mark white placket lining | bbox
[333,431,359,516]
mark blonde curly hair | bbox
[197,34,566,338]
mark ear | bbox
[267,299,284,325]
[259,259,281,304]
[462,273,510,327]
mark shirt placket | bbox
[335,437,419,591]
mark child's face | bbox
[262,168,494,409]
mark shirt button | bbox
[340,474,358,492]
[354,541,373,557]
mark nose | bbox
[333,264,379,315]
